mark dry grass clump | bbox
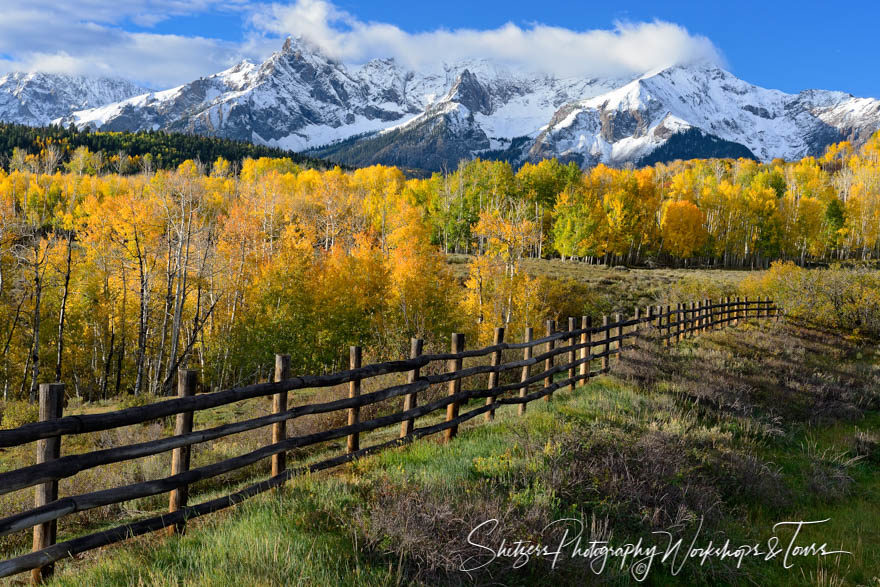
[704,450,791,510]
[615,321,879,430]
[850,429,880,464]
[353,421,764,583]
[799,439,861,501]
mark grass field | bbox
[447,254,752,317]
[30,317,880,586]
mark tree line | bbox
[1,132,879,406]
[0,123,333,175]
[426,133,880,268]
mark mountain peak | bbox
[277,36,334,63]
[281,35,313,55]
[445,69,492,115]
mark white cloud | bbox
[0,0,725,88]
[249,0,725,78]
[0,2,252,88]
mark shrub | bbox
[663,274,739,306]
[0,400,39,429]
[743,261,880,337]
[118,392,160,410]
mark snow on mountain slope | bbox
[63,38,631,161]
[66,38,428,151]
[0,72,146,127]
[384,65,626,144]
[8,37,878,171]
[529,65,880,166]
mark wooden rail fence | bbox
[0,297,778,582]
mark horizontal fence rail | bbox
[0,297,777,581]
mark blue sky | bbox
[338,1,878,96]
[1,1,876,96]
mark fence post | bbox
[689,302,696,337]
[544,320,555,402]
[695,301,702,335]
[519,327,533,416]
[347,347,362,453]
[724,296,730,326]
[31,382,64,583]
[704,299,711,332]
[614,313,623,363]
[775,297,780,322]
[679,303,686,340]
[271,355,290,478]
[633,307,641,339]
[702,299,709,331]
[402,338,424,436]
[167,370,196,537]
[601,315,610,372]
[485,329,504,422]
[579,316,591,382]
[675,302,687,342]
[568,317,577,392]
[701,299,706,332]
[444,333,464,442]
[664,305,671,345]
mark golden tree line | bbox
[0,158,467,402]
[1,132,879,402]
[435,132,880,268]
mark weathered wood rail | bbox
[0,297,777,581]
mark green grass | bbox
[41,320,880,586]
[50,478,397,587]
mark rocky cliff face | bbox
[0,72,145,127]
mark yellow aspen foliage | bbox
[660,200,709,258]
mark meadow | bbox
[37,310,880,585]
[0,259,877,585]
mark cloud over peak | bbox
[0,0,724,88]
[252,0,724,78]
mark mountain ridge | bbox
[0,72,146,127]
[2,38,879,171]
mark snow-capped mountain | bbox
[4,38,879,171]
[0,72,146,127]
[527,65,880,167]
[61,37,623,159]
